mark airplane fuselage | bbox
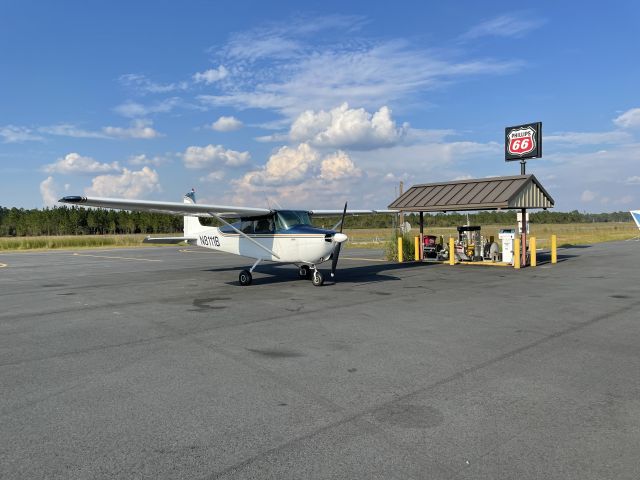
[192,225,339,265]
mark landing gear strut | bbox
[239,258,262,286]
[312,268,324,287]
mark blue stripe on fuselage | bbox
[279,225,335,235]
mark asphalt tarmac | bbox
[1,241,639,479]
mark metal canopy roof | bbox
[388,174,554,212]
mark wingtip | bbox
[58,195,85,203]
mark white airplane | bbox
[59,190,395,286]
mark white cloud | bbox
[193,66,229,84]
[460,14,545,40]
[290,103,408,149]
[613,108,640,129]
[85,167,161,198]
[220,14,366,62]
[241,143,320,186]
[45,153,121,175]
[237,143,362,191]
[38,120,161,139]
[210,116,243,132]
[119,73,187,94]
[39,124,109,139]
[0,125,43,143]
[546,131,632,145]
[199,20,522,118]
[182,144,250,168]
[113,97,182,118]
[128,154,170,167]
[320,150,362,180]
[580,190,597,202]
[626,176,640,185]
[40,176,59,206]
[102,119,161,139]
[200,171,225,182]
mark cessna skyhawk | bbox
[59,190,395,286]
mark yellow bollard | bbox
[514,238,521,269]
[551,234,557,264]
[414,236,420,261]
[530,237,536,267]
[398,236,403,263]
[449,237,455,265]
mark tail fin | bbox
[631,210,640,230]
[184,189,202,236]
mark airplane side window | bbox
[253,217,274,233]
[240,220,254,234]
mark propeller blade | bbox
[331,202,348,278]
[330,243,341,278]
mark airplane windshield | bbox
[276,210,312,230]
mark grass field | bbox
[346,222,639,249]
[0,222,637,251]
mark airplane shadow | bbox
[208,261,435,287]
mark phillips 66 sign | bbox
[505,122,542,161]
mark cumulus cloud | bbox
[320,150,362,180]
[193,66,229,84]
[238,143,362,189]
[102,119,161,139]
[0,125,43,143]
[45,153,120,175]
[613,108,640,129]
[40,176,59,206]
[85,167,161,198]
[289,103,408,149]
[182,144,250,168]
[210,116,243,132]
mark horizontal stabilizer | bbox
[143,236,197,244]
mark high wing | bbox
[310,209,397,216]
[58,196,271,218]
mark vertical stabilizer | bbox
[184,189,202,236]
[631,210,640,230]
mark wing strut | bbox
[212,214,281,260]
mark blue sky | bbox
[1,0,639,212]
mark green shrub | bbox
[384,234,416,261]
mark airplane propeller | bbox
[330,202,348,278]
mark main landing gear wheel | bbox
[298,265,311,279]
[239,269,252,286]
[312,270,324,287]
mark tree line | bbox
[0,205,633,237]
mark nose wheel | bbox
[312,269,324,286]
